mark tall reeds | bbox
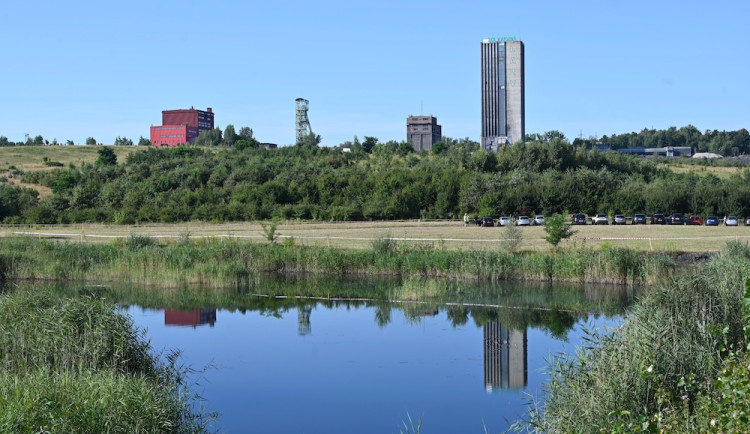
[0,235,691,287]
[527,242,750,432]
[0,287,212,432]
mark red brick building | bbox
[150,107,214,146]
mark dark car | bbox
[572,213,587,225]
[652,214,666,225]
[687,215,702,225]
[632,213,647,225]
[706,216,719,226]
[666,213,686,225]
[480,217,494,227]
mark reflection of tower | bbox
[483,321,527,391]
[295,98,313,144]
[164,309,217,328]
[298,306,312,336]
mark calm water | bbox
[120,280,631,433]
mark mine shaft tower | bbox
[295,98,313,144]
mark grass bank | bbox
[525,241,750,432]
[0,235,687,286]
[0,287,212,433]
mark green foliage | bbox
[260,219,280,243]
[543,214,577,248]
[527,244,750,432]
[96,146,117,166]
[2,133,750,224]
[85,137,97,145]
[0,288,213,432]
[500,223,523,254]
[371,233,397,255]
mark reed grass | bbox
[0,287,212,433]
[525,241,750,433]
[0,235,688,287]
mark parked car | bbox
[666,213,686,225]
[592,213,609,225]
[725,216,739,226]
[632,213,647,225]
[533,215,545,226]
[612,214,626,225]
[498,216,511,227]
[746,217,750,226]
[480,217,494,227]
[515,216,531,226]
[572,213,587,225]
[652,214,666,225]
[687,215,702,225]
[706,216,719,226]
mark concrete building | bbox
[151,107,214,147]
[407,115,442,152]
[481,39,525,150]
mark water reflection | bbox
[484,321,527,391]
[164,308,217,328]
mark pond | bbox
[116,277,634,433]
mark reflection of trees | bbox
[28,276,635,337]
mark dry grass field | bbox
[0,146,141,198]
[3,220,749,252]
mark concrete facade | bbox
[481,39,525,150]
[406,115,442,152]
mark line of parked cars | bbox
[475,214,750,227]
[569,213,750,226]
[476,215,546,227]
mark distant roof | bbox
[692,152,723,159]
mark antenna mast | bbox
[295,98,313,144]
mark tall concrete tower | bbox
[481,39,525,151]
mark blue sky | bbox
[2,1,748,146]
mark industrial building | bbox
[481,38,525,150]
[150,107,214,147]
[406,115,442,152]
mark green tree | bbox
[224,124,237,146]
[195,128,223,147]
[114,136,134,146]
[137,136,151,146]
[362,136,378,153]
[238,127,254,140]
[96,147,117,166]
[543,214,576,248]
[86,137,97,145]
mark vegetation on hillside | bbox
[0,129,748,224]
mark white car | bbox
[592,213,609,225]
[725,216,739,226]
[515,216,531,226]
[498,216,511,226]
[533,215,545,226]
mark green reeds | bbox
[527,242,750,432]
[0,235,694,287]
[0,287,212,433]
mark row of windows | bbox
[158,134,185,138]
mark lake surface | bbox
[119,279,632,433]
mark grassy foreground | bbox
[0,288,212,433]
[0,234,686,286]
[524,242,750,432]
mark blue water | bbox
[125,301,622,433]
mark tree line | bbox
[1,135,749,224]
